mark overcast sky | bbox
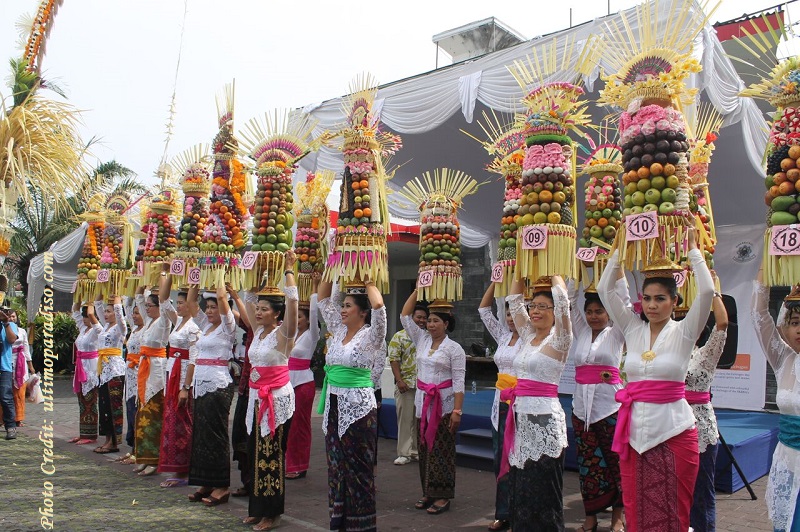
[0,0,791,186]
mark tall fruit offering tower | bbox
[294,171,334,302]
[326,75,402,294]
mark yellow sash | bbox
[495,373,518,404]
[97,347,122,376]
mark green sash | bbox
[316,364,373,414]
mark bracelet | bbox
[451,409,463,416]
[284,270,294,276]
[713,291,722,299]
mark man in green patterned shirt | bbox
[389,304,428,465]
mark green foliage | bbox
[9,57,38,107]
[31,311,78,372]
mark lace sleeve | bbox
[114,304,128,338]
[598,250,637,333]
[371,343,387,388]
[308,294,320,345]
[450,341,467,394]
[244,291,258,305]
[160,298,178,326]
[135,296,148,327]
[220,309,237,335]
[615,276,633,310]
[697,328,727,372]
[479,305,506,343]
[193,311,209,331]
[72,311,86,335]
[550,284,573,356]
[508,294,532,337]
[94,301,106,327]
[682,249,715,342]
[284,286,298,301]
[753,280,794,372]
[318,297,342,334]
[401,313,426,349]
[366,306,387,352]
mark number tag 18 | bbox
[770,225,800,256]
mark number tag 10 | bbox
[770,225,800,256]
[626,211,659,242]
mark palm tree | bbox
[7,160,144,295]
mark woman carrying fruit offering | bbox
[402,291,465,517]
[92,294,128,454]
[157,267,201,486]
[285,272,321,480]
[568,276,628,532]
[184,282,237,506]
[317,275,386,532]
[753,270,800,532]
[478,282,523,531]
[240,250,298,531]
[597,219,713,532]
[119,296,144,463]
[501,275,570,532]
[132,276,172,476]
[70,301,102,445]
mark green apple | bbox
[644,188,661,205]
[637,179,651,192]
[666,176,680,189]
[661,188,677,203]
[631,191,646,206]
[650,176,666,190]
[659,201,676,215]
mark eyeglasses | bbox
[529,304,554,311]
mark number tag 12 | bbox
[770,225,800,256]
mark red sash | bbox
[166,347,190,398]
[685,390,711,405]
[288,357,312,371]
[574,364,622,385]
[249,366,291,434]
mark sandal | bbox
[253,516,281,531]
[243,517,260,525]
[68,436,81,443]
[94,447,120,454]
[427,500,450,515]
[414,497,433,510]
[137,465,158,476]
[232,487,248,497]
[285,471,306,480]
[202,493,229,506]
[488,520,510,531]
[160,478,188,488]
[113,453,132,462]
[75,438,96,445]
[577,525,598,532]
[121,456,137,465]
[188,489,213,502]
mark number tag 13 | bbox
[770,225,800,256]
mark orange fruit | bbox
[774,172,788,185]
[353,209,364,218]
[539,190,553,203]
[779,181,795,195]
[650,163,664,176]
[637,166,650,179]
[598,217,609,228]
[363,207,372,217]
[351,181,361,190]
[586,218,597,227]
[359,180,369,189]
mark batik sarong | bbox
[98,376,124,443]
[286,380,314,474]
[188,384,234,487]
[326,394,377,532]
[248,415,290,519]
[157,386,193,474]
[134,391,163,465]
[572,412,623,515]
[78,388,98,439]
[509,452,565,532]
[417,412,456,500]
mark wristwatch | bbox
[181,383,191,391]
[713,291,722,299]
[284,270,294,276]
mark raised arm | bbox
[711,272,729,331]
[479,283,507,343]
[112,296,128,337]
[228,285,252,334]
[401,288,419,318]
[681,226,715,342]
[94,294,106,327]
[567,279,590,339]
[186,285,201,318]
[216,284,234,334]
[308,290,320,345]
[279,251,299,341]
[753,269,794,371]
[508,277,532,334]
[160,265,178,325]
[597,249,637,333]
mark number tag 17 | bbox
[770,225,800,256]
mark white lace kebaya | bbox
[479,303,522,431]
[245,286,298,437]
[162,299,201,394]
[506,284,572,467]
[94,301,128,385]
[191,308,235,399]
[686,327,727,453]
[136,295,171,404]
[123,297,143,402]
[290,294,319,388]
[753,281,800,531]
[318,291,387,438]
[72,310,102,395]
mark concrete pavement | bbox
[0,376,772,531]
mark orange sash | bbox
[138,345,167,403]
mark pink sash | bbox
[73,349,99,394]
[685,390,711,405]
[249,366,291,434]
[288,357,312,371]
[613,380,686,459]
[13,345,26,388]
[417,378,453,450]
[498,379,558,479]
[194,358,228,367]
[574,364,622,385]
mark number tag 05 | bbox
[770,225,800,256]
